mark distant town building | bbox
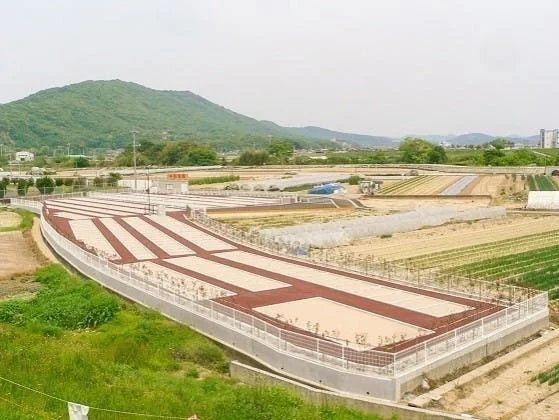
[15,151,35,161]
[539,129,558,148]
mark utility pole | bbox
[146,165,151,214]
[131,130,138,191]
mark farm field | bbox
[434,331,559,419]
[528,175,559,191]
[333,214,559,261]
[400,229,559,271]
[380,175,461,195]
[212,208,362,231]
[392,225,559,298]
[376,174,530,201]
[464,174,527,196]
[445,246,559,298]
[0,221,43,279]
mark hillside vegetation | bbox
[0,80,328,151]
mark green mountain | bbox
[283,126,397,147]
[0,80,330,152]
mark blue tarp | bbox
[308,183,344,195]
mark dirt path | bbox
[436,332,559,419]
[30,216,58,264]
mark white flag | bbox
[68,402,89,420]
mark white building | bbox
[15,151,35,161]
[539,129,558,148]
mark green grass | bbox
[0,265,389,419]
[0,209,34,233]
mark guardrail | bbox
[10,197,549,380]
[189,212,535,306]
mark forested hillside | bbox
[0,80,327,151]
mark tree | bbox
[488,138,508,150]
[238,150,269,166]
[268,141,294,164]
[483,148,505,166]
[36,176,56,194]
[399,137,435,163]
[107,172,122,187]
[0,178,9,198]
[427,145,448,164]
[180,146,217,166]
[74,156,90,168]
[93,176,104,188]
[17,178,29,196]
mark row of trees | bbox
[0,173,122,198]
[0,176,56,197]
[236,141,295,165]
[113,140,218,167]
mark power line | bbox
[0,375,193,419]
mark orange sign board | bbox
[167,172,189,180]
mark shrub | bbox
[17,178,29,196]
[185,367,200,378]
[0,265,120,331]
[348,174,361,185]
[36,176,56,194]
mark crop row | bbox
[447,245,559,292]
[527,175,558,191]
[380,176,430,195]
[533,363,559,385]
[399,229,559,269]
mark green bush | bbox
[35,176,56,194]
[348,174,361,185]
[0,265,120,330]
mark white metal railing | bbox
[189,211,535,306]
[12,198,549,379]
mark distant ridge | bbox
[0,80,541,151]
[282,126,397,147]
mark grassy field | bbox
[0,265,389,419]
[0,209,34,233]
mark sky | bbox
[1,0,559,137]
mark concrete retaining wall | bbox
[397,309,549,395]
